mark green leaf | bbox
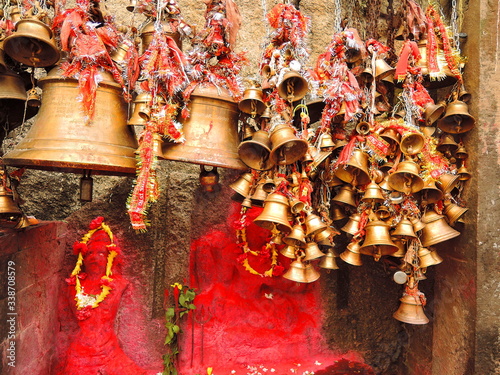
[179,294,186,306]
[188,303,196,310]
[166,307,175,318]
[172,325,180,334]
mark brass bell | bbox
[416,39,457,89]
[339,240,363,266]
[277,70,309,101]
[409,215,426,233]
[436,133,458,153]
[438,100,476,134]
[283,224,307,248]
[379,127,401,145]
[304,262,321,283]
[283,258,309,283]
[417,180,443,205]
[391,217,417,239]
[3,17,60,67]
[281,245,298,259]
[229,172,253,201]
[327,174,344,187]
[9,6,22,23]
[378,175,392,191]
[332,138,348,153]
[3,67,138,175]
[341,213,361,235]
[457,165,471,181]
[443,202,468,226]
[111,40,135,68]
[454,144,468,159]
[262,176,276,192]
[238,130,276,171]
[162,84,246,170]
[0,42,7,73]
[418,247,443,268]
[423,101,446,126]
[388,160,424,194]
[320,133,335,149]
[361,181,385,204]
[126,0,138,11]
[436,172,460,194]
[360,67,374,85]
[199,166,219,192]
[128,93,151,126]
[393,293,429,325]
[250,184,268,207]
[238,87,266,116]
[0,185,23,229]
[374,58,395,80]
[458,86,472,103]
[391,239,407,258]
[376,205,392,220]
[303,241,326,261]
[419,210,461,247]
[0,69,38,126]
[26,87,41,107]
[140,20,182,53]
[355,121,371,135]
[269,124,308,165]
[314,227,337,244]
[400,132,425,155]
[330,204,347,221]
[332,184,357,207]
[319,250,340,270]
[241,196,253,209]
[359,220,399,259]
[304,212,327,237]
[242,124,256,141]
[288,196,305,214]
[335,149,371,186]
[420,125,436,137]
[254,193,292,233]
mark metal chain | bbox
[333,0,342,33]
[451,0,461,54]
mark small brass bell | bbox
[436,172,460,194]
[374,58,395,80]
[238,130,276,171]
[0,185,23,229]
[436,133,458,153]
[355,121,371,135]
[250,184,268,207]
[254,193,292,233]
[262,177,276,192]
[335,149,371,186]
[126,0,138,12]
[400,132,425,155]
[199,166,219,192]
[457,165,471,181]
[26,87,41,107]
[443,202,468,226]
[288,196,305,214]
[332,184,357,207]
[238,87,266,116]
[128,93,151,126]
[417,180,443,205]
[423,101,446,126]
[418,247,443,268]
[304,212,327,237]
[341,213,361,235]
[304,263,321,283]
[391,217,417,239]
[319,133,335,149]
[438,100,475,134]
[339,241,363,266]
[391,239,407,258]
[409,216,426,233]
[393,293,429,325]
[281,245,298,259]
[330,204,347,221]
[319,250,340,270]
[420,210,461,247]
[378,175,392,191]
[416,39,457,89]
[269,124,308,165]
[379,127,401,146]
[376,205,392,220]
[140,20,182,52]
[283,258,309,283]
[283,224,307,248]
[229,172,253,201]
[277,70,309,101]
[361,181,385,204]
[388,160,424,194]
[360,67,374,84]
[314,227,337,244]
[359,220,399,260]
[458,86,472,103]
[303,241,326,261]
[454,144,469,159]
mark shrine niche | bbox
[0,0,493,374]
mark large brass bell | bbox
[319,250,340,270]
[238,130,276,171]
[359,220,399,259]
[283,224,307,248]
[162,84,246,170]
[416,40,457,89]
[277,70,309,101]
[393,293,429,324]
[303,241,326,261]
[341,213,361,235]
[436,172,460,194]
[391,216,417,239]
[3,67,138,175]
[340,240,363,266]
[238,87,266,116]
[419,210,461,247]
[388,160,424,194]
[417,180,443,205]
[304,212,327,237]
[254,193,292,233]
[3,17,60,67]
[0,185,23,229]
[418,247,443,268]
[332,184,357,207]
[269,124,308,165]
[229,172,253,201]
[443,202,468,225]
[400,132,425,155]
[438,100,476,134]
[335,149,371,186]
[423,101,446,126]
[361,181,385,204]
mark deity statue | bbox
[58,217,155,375]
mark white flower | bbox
[264,293,273,299]
[314,361,322,366]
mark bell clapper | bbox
[79,170,94,202]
